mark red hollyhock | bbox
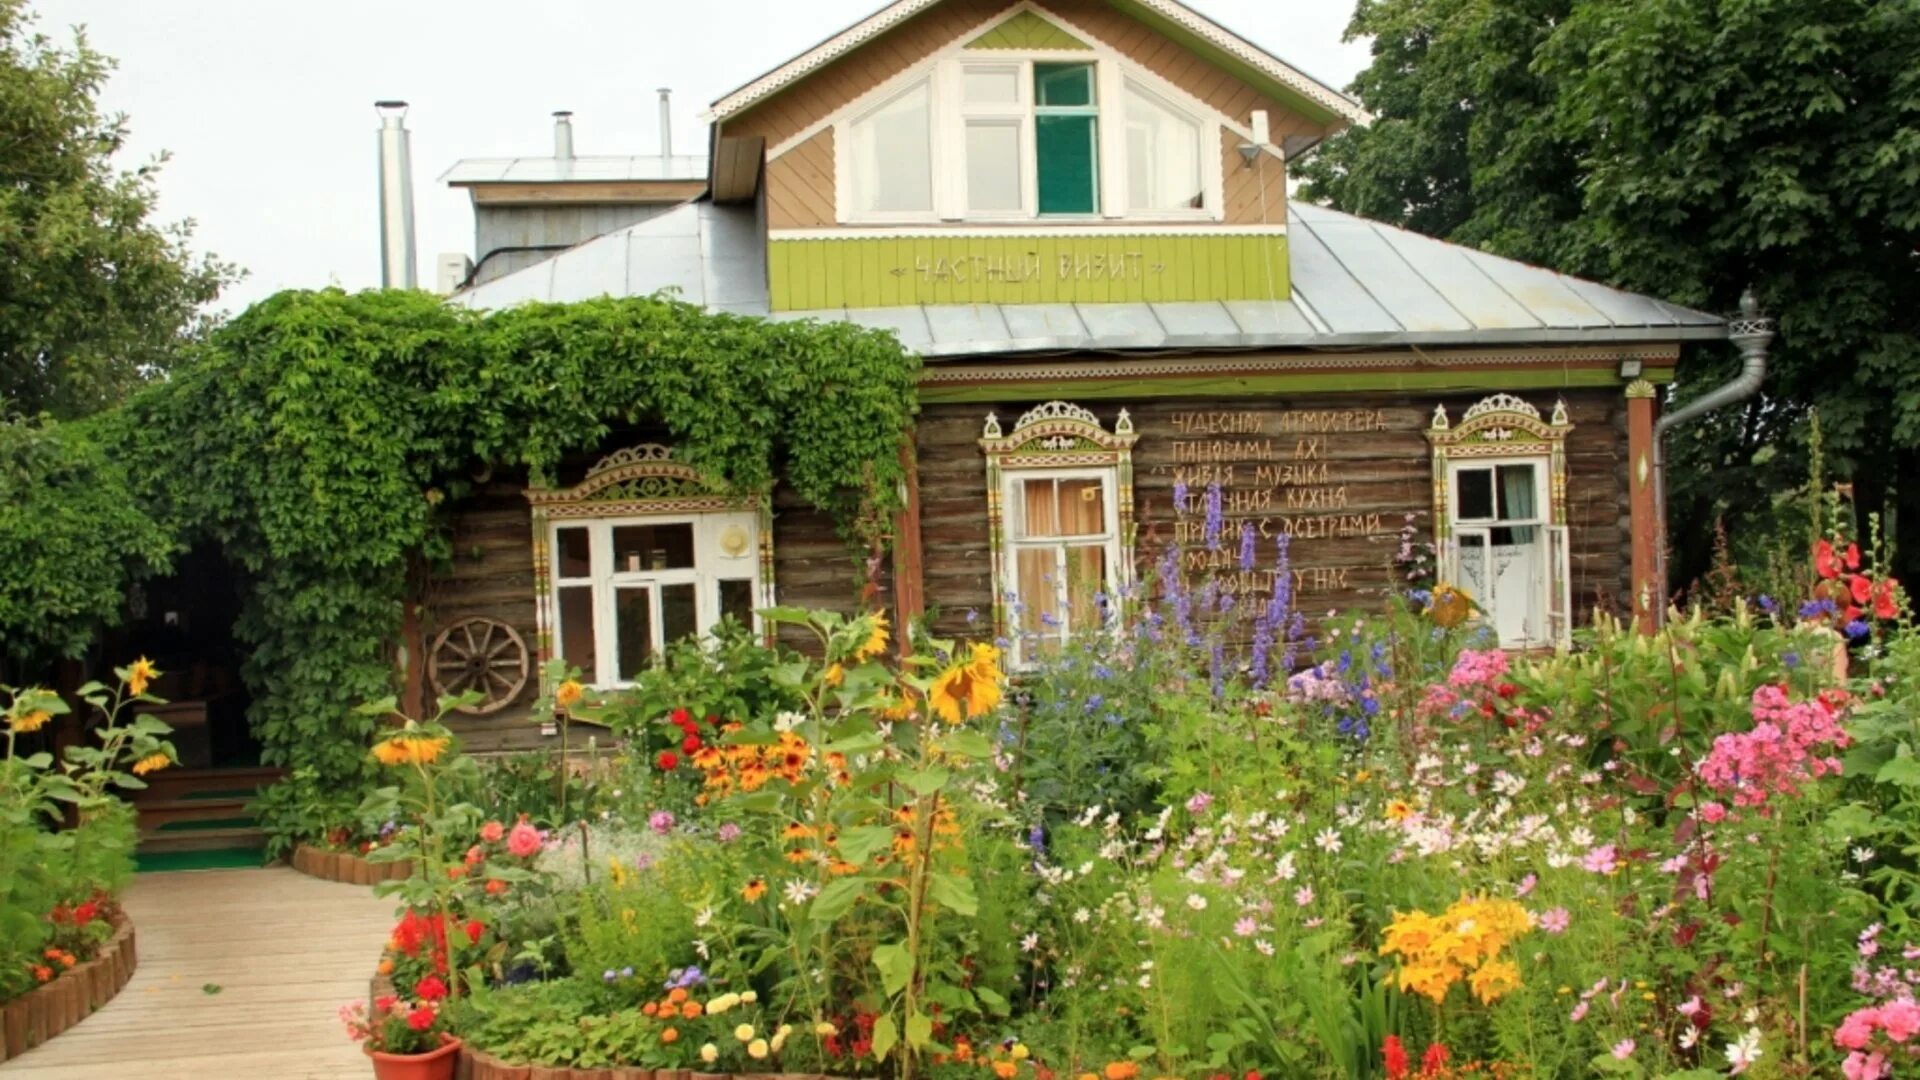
[1847,542,1862,570]
[1815,539,1842,579]
[414,975,448,1002]
[1875,578,1902,620]
[657,751,680,771]
[1382,1035,1409,1079]
[1851,574,1874,605]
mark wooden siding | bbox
[766,128,836,230]
[738,0,1330,156]
[1221,126,1287,226]
[426,475,872,753]
[913,390,1631,642]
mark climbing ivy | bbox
[97,288,919,790]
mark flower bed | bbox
[331,495,1920,1079]
[292,841,414,885]
[0,913,136,1062]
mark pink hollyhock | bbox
[506,821,542,859]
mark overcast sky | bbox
[30,0,1370,314]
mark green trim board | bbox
[136,849,263,873]
[768,232,1290,310]
[917,367,1676,404]
[967,10,1090,50]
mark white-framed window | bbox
[1442,458,1569,649]
[548,512,762,687]
[1002,468,1122,661]
[847,78,935,217]
[838,47,1221,224]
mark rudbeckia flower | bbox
[126,657,159,697]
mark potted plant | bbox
[342,992,461,1080]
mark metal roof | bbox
[440,154,710,185]
[452,201,769,315]
[455,199,1726,354]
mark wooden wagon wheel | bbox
[428,617,529,715]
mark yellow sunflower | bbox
[8,709,51,734]
[1427,585,1473,629]
[853,611,891,663]
[371,731,451,767]
[554,679,584,710]
[131,752,172,776]
[126,657,159,697]
[928,643,1005,723]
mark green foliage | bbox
[0,0,235,418]
[90,287,917,805]
[0,416,174,667]
[1298,0,1920,585]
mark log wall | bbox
[914,389,1631,641]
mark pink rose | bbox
[506,822,542,859]
[1879,999,1920,1042]
[1843,1051,1888,1080]
[480,820,505,843]
[1835,1007,1880,1051]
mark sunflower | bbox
[852,611,891,662]
[1427,585,1473,629]
[8,709,51,734]
[822,662,845,688]
[741,878,768,902]
[131,752,172,776]
[554,679,584,710]
[372,731,451,767]
[928,643,1005,723]
[126,657,159,697]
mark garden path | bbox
[0,867,392,1080]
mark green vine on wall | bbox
[95,288,920,789]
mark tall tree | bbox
[0,0,235,418]
[1299,0,1920,585]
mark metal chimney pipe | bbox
[552,110,575,161]
[657,88,673,157]
[375,100,417,289]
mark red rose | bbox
[657,751,680,771]
[407,1005,436,1032]
[681,733,702,753]
[668,708,692,728]
[414,975,448,1002]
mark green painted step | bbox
[154,815,256,833]
[136,848,264,873]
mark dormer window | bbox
[837,47,1222,225]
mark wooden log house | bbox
[430,0,1727,750]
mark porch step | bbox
[132,765,283,803]
[138,823,267,854]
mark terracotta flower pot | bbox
[1,995,27,1059]
[527,1065,569,1080]
[608,1067,654,1080]
[369,1035,462,1080]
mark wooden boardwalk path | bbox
[1,867,392,1080]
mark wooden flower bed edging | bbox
[292,842,414,885]
[0,914,137,1063]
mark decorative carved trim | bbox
[922,344,1683,385]
[528,444,744,508]
[1624,379,1658,400]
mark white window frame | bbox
[827,16,1227,227]
[548,511,764,689]
[1001,466,1123,664]
[1440,456,1567,650]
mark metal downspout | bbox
[1651,288,1775,616]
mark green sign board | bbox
[767,232,1290,311]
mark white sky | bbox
[30,0,1369,313]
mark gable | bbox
[721,0,1348,153]
[966,9,1091,49]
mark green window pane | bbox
[1037,114,1098,214]
[1035,62,1094,107]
